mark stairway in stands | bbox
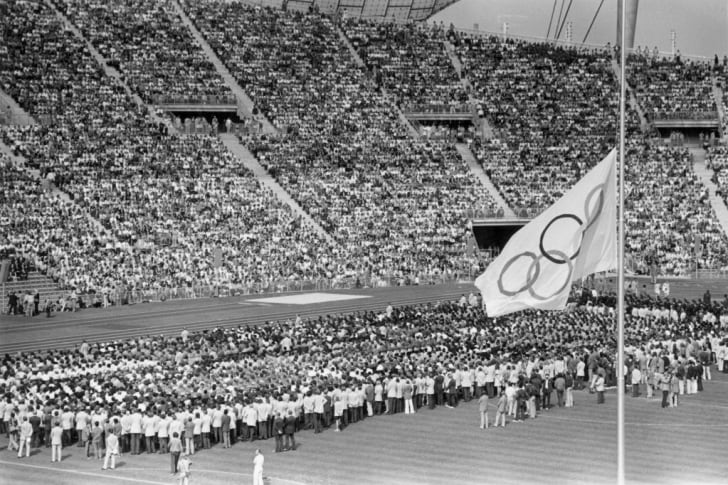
[691,147,728,235]
[43,0,177,134]
[337,26,420,139]
[444,41,495,140]
[170,0,277,135]
[0,89,37,126]
[218,133,340,248]
[454,143,516,218]
[712,79,725,134]
[611,59,650,132]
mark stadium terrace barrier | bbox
[402,103,473,115]
[152,94,238,106]
[60,272,476,310]
[649,111,720,121]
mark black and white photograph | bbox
[0,0,727,484]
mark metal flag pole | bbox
[617,0,627,484]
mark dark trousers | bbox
[170,451,180,473]
[62,429,72,447]
[158,437,168,453]
[248,425,256,441]
[131,433,141,454]
[661,390,669,408]
[212,427,221,443]
[202,432,210,449]
[597,391,605,404]
[145,436,154,453]
[284,433,296,451]
[556,390,565,407]
[428,394,435,409]
[632,383,640,397]
[542,389,551,408]
[275,433,283,452]
[314,413,322,433]
[435,391,444,406]
[258,422,267,440]
[486,382,495,398]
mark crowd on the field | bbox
[52,0,233,104]
[1,291,726,459]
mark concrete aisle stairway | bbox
[712,79,725,133]
[170,0,277,135]
[219,134,339,247]
[444,41,495,140]
[455,143,516,217]
[691,147,728,234]
[337,26,420,139]
[44,0,176,133]
[611,59,650,132]
[0,89,37,126]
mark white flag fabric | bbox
[475,149,617,317]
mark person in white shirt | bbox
[212,406,223,445]
[75,408,89,447]
[200,412,212,449]
[60,407,74,447]
[102,431,119,470]
[130,410,143,455]
[157,413,171,454]
[178,455,192,485]
[142,412,157,454]
[253,449,264,485]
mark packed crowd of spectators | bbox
[52,0,233,104]
[624,140,728,276]
[456,36,620,211]
[707,145,728,205]
[342,19,468,110]
[0,1,342,295]
[1,291,726,462]
[2,0,728,296]
[627,51,717,120]
[185,2,496,279]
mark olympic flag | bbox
[475,149,617,317]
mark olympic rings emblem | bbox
[496,183,606,299]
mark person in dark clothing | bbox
[273,413,284,453]
[7,292,18,315]
[283,411,296,451]
[434,374,444,406]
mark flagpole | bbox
[617,0,627,484]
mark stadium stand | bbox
[342,19,468,110]
[184,1,496,280]
[627,50,717,120]
[53,0,233,104]
[2,0,728,298]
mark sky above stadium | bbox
[432,0,728,58]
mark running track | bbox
[1,281,727,484]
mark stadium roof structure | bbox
[267,0,461,21]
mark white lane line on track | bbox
[0,460,169,485]
[101,467,308,484]
[537,414,728,427]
